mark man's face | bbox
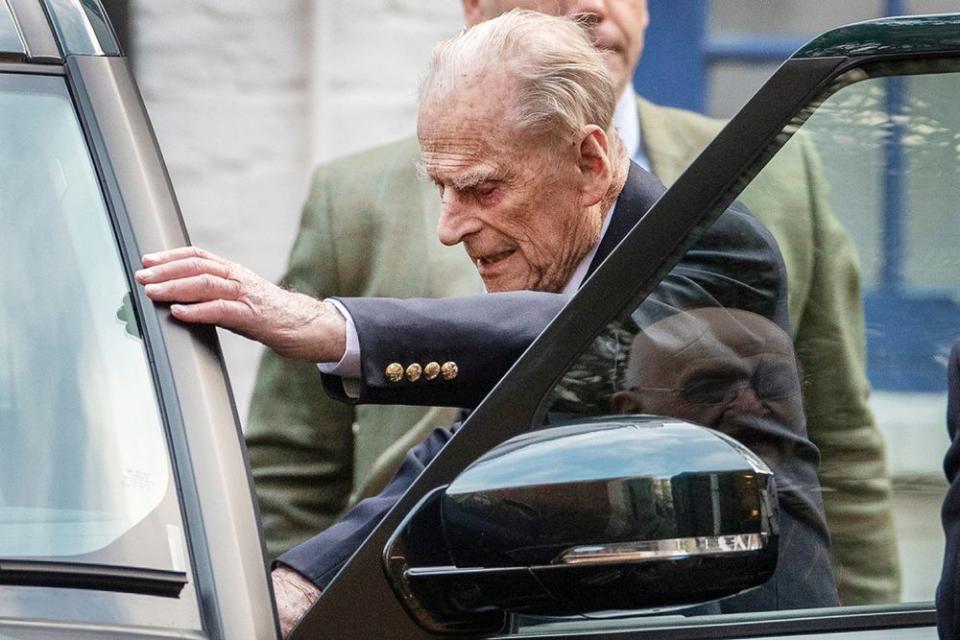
[462,0,649,93]
[613,308,805,435]
[418,72,603,293]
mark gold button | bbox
[441,361,458,381]
[385,363,404,383]
[406,363,423,382]
[423,361,441,381]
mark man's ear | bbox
[612,390,643,415]
[461,0,485,27]
[577,125,612,207]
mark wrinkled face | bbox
[463,0,649,93]
[418,72,602,293]
[613,308,805,434]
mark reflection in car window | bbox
[772,66,960,606]
[519,62,960,632]
[0,74,185,572]
[543,201,837,617]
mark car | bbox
[1,1,958,638]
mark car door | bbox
[0,1,275,637]
[293,13,960,640]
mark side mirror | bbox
[383,417,778,635]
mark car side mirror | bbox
[383,417,778,635]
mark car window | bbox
[506,59,960,635]
[0,73,190,580]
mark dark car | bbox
[1,2,958,638]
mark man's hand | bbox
[136,246,346,363]
[271,565,321,638]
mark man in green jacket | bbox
[246,0,899,605]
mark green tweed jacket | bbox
[245,97,899,605]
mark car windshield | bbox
[0,73,186,573]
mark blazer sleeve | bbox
[277,425,457,589]
[323,291,569,408]
[791,137,901,605]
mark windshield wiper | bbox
[0,559,186,597]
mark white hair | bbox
[419,9,619,145]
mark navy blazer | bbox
[938,339,960,639]
[280,163,838,612]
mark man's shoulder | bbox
[638,95,820,235]
[637,96,726,141]
[637,97,727,183]
[637,96,815,181]
[313,136,422,188]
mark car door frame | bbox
[64,55,280,638]
[3,0,282,633]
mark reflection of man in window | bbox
[612,307,835,612]
[614,308,806,459]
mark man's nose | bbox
[436,192,482,246]
[725,385,769,418]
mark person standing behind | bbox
[245,0,898,605]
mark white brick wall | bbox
[131,1,462,421]
[309,1,462,164]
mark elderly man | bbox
[139,11,837,634]
[245,0,897,606]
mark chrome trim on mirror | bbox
[556,533,768,565]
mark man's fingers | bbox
[135,247,340,362]
[144,273,244,303]
[141,245,227,268]
[271,567,321,639]
[136,256,232,285]
[169,299,249,328]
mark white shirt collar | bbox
[613,86,650,170]
[561,201,617,296]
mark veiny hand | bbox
[136,246,346,363]
[271,565,321,638]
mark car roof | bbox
[796,13,960,59]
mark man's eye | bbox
[435,182,445,197]
[476,183,498,198]
[682,376,742,404]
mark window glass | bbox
[0,74,187,573]
[514,61,960,632]
[780,65,959,603]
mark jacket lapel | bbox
[583,161,666,282]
